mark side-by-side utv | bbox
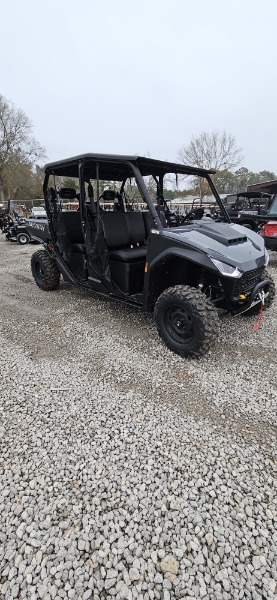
[26,154,275,357]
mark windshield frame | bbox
[268,194,277,215]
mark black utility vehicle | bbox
[3,213,31,244]
[26,154,275,357]
[224,192,275,230]
[0,202,9,231]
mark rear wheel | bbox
[154,285,220,358]
[17,232,30,245]
[31,249,60,291]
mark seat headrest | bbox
[59,188,76,200]
[102,190,116,201]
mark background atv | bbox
[224,191,276,231]
[259,221,277,252]
[0,201,9,231]
[26,154,275,358]
[3,212,31,245]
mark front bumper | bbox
[231,279,270,315]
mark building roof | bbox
[247,180,277,194]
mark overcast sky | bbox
[1,0,276,172]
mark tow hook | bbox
[253,289,265,331]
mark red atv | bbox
[259,221,277,251]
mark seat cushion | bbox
[72,243,86,254]
[109,247,147,262]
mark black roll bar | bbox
[206,174,231,223]
[127,162,162,229]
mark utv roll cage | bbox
[42,153,231,225]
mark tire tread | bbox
[154,285,220,358]
[31,250,60,291]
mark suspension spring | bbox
[197,268,208,291]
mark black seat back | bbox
[57,212,84,243]
[142,211,153,237]
[100,212,129,249]
[125,212,147,245]
[59,188,77,200]
[58,210,150,253]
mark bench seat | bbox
[108,247,147,262]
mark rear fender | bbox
[25,218,49,243]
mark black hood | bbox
[178,222,248,247]
[162,221,266,271]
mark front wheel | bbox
[31,249,60,291]
[154,285,220,358]
[17,232,30,245]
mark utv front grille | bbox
[234,266,264,295]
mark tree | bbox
[0,94,46,199]
[227,168,277,194]
[61,177,79,191]
[178,131,243,171]
[178,131,243,198]
[2,159,45,200]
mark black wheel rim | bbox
[164,304,195,343]
[34,261,45,284]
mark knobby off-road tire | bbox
[244,269,275,316]
[31,249,60,291]
[17,232,30,245]
[154,285,220,358]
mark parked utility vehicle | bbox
[26,154,275,357]
[259,221,277,252]
[224,192,275,230]
[3,214,31,244]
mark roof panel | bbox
[42,153,216,179]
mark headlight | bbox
[209,256,243,278]
[265,248,269,266]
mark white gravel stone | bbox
[129,567,140,581]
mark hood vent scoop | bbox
[228,236,247,246]
[188,223,249,246]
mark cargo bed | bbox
[25,218,49,243]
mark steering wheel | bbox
[182,207,205,222]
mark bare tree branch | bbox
[177,131,244,172]
[0,94,46,198]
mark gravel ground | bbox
[0,234,276,600]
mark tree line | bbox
[0,94,45,201]
[0,94,276,202]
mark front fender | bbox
[143,245,216,311]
